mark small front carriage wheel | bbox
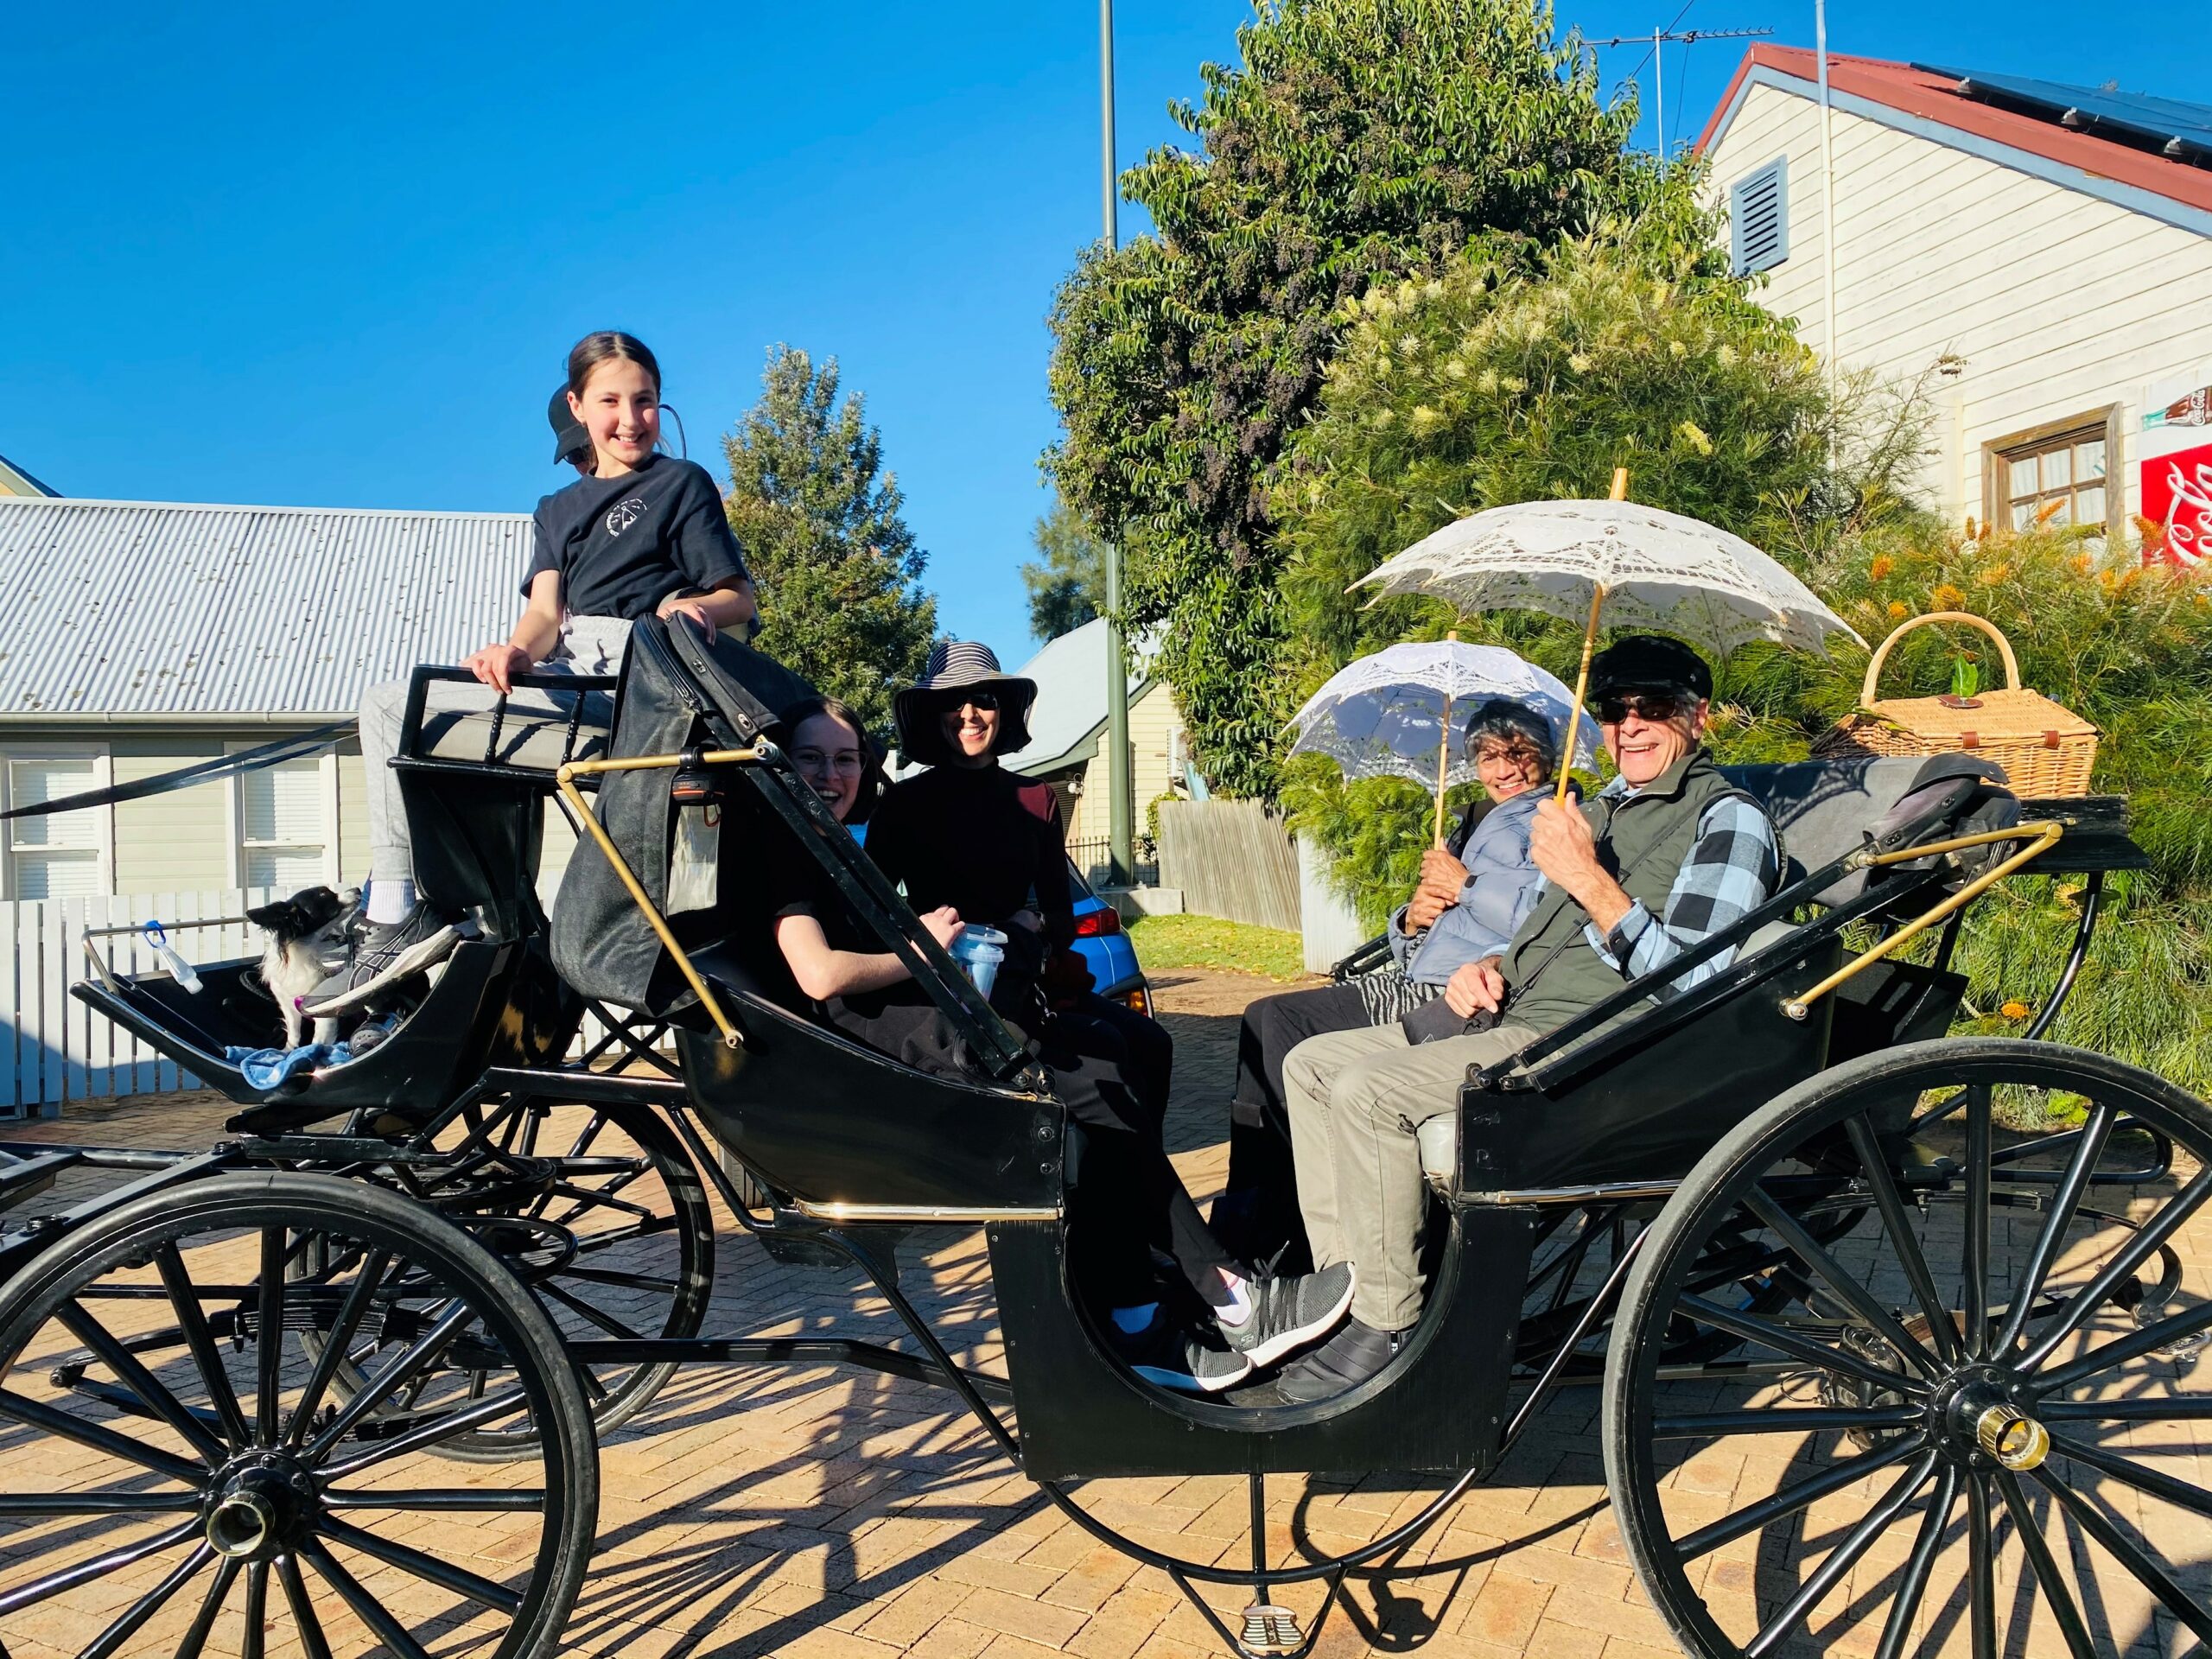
[1605,1038,2212,1659]
[0,1171,596,1659]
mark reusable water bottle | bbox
[947,925,1007,1001]
[143,921,203,995]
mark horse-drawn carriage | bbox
[2,616,2204,1659]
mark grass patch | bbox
[1128,914,1312,982]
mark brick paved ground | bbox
[0,969,2207,1659]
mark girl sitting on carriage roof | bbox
[312,332,757,1027]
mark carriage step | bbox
[1238,1605,1303,1656]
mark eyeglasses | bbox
[793,748,866,774]
[950,691,1001,713]
[1593,691,1692,725]
[1473,743,1543,770]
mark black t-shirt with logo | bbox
[521,456,750,620]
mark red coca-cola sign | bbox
[2142,384,2212,568]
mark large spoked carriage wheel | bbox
[302,1096,714,1461]
[1606,1038,2212,1658]
[0,1171,595,1659]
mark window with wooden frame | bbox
[0,748,112,900]
[1986,407,2124,541]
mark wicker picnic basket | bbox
[1814,611,2100,797]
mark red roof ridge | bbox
[1693,46,2212,217]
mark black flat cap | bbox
[1587,635,1713,702]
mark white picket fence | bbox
[0,887,632,1119]
[0,890,267,1116]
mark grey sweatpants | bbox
[360,616,630,889]
[1282,1019,1537,1332]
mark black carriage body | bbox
[988,1208,1535,1480]
[677,989,1062,1214]
[71,937,579,1126]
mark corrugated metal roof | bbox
[0,497,533,720]
[1696,50,2212,219]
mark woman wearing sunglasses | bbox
[866,641,1173,1127]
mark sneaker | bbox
[304,905,471,1017]
[1107,1307,1253,1395]
[1217,1262,1356,1370]
[346,1013,399,1058]
[1272,1316,1407,1405]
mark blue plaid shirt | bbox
[1573,778,1780,995]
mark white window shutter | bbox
[8,759,99,849]
[242,756,325,844]
[1729,158,1789,276]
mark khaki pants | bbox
[1282,1020,1536,1332]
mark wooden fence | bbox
[1154,799,1303,933]
[0,886,634,1119]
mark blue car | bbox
[1067,858,1151,1016]
[847,824,1151,1014]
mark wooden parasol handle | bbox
[1435,629,1458,847]
[1859,611,2022,705]
[1552,468,1631,805]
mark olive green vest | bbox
[1502,748,1748,1035]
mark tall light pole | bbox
[1100,0,1135,888]
[1815,0,1840,413]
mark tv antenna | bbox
[1592,24,1774,154]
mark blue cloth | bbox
[1388,789,1547,987]
[224,1040,353,1091]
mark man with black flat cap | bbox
[1260,634,1782,1402]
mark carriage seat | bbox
[411,689,613,772]
[1417,754,2017,1193]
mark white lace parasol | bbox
[1351,498,1865,657]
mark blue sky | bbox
[10,1,2206,666]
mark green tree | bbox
[1020,495,1109,642]
[1272,232,1926,927]
[1046,0,1706,797]
[722,346,938,734]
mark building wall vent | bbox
[1729,157,1789,276]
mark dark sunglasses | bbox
[1593,690,1692,725]
[949,690,1001,713]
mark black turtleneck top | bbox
[862,763,1074,946]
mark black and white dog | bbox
[247,886,359,1048]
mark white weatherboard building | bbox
[1696,49,2212,548]
[1004,617,1187,874]
[0,496,586,1114]
[0,496,563,902]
